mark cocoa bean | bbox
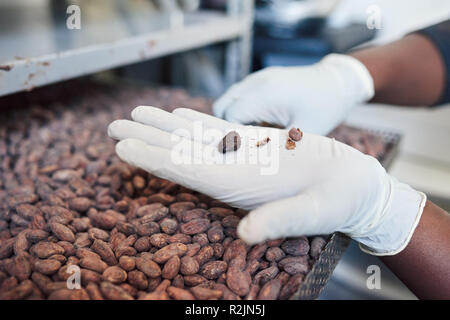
[91,239,117,266]
[279,274,304,300]
[190,285,223,300]
[119,256,135,271]
[180,256,199,275]
[162,256,180,280]
[100,282,134,300]
[50,222,75,242]
[310,236,327,259]
[128,270,148,290]
[281,237,310,256]
[102,266,127,284]
[265,247,285,262]
[79,256,107,273]
[135,256,161,278]
[257,278,282,300]
[31,242,64,258]
[153,243,187,264]
[33,259,62,275]
[86,282,104,300]
[167,286,195,300]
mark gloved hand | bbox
[213,54,375,135]
[108,106,426,256]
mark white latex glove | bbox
[108,106,426,256]
[213,54,375,135]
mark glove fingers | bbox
[237,193,328,245]
[131,105,199,137]
[115,138,205,190]
[115,138,242,197]
[108,119,180,149]
[172,108,237,131]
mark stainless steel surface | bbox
[0,2,253,97]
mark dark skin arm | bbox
[350,33,446,106]
[349,33,450,299]
[381,201,450,300]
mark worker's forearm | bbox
[381,201,450,299]
[350,34,446,106]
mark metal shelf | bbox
[0,4,252,97]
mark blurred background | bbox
[0,0,449,299]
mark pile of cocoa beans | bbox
[0,80,388,300]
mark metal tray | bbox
[291,127,402,300]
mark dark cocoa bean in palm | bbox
[288,128,303,142]
[218,131,241,153]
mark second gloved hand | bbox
[213,54,375,135]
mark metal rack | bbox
[0,1,254,97]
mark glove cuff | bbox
[321,54,375,103]
[356,178,427,256]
